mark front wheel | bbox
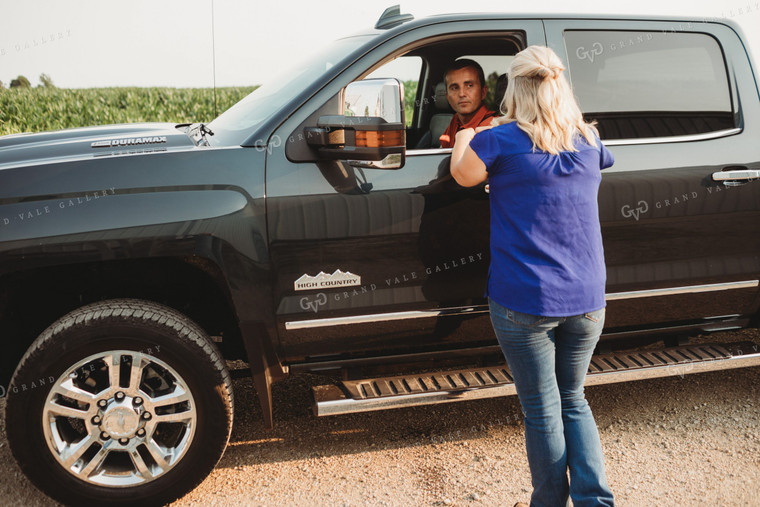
[4,299,233,506]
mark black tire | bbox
[4,299,233,506]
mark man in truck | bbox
[438,59,496,148]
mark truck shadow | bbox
[220,347,760,469]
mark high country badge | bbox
[294,269,361,291]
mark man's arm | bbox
[450,128,488,187]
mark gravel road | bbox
[2,330,759,506]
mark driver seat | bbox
[414,82,453,149]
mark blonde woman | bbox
[451,46,615,507]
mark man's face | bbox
[445,66,487,120]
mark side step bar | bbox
[312,341,760,416]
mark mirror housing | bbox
[305,78,406,169]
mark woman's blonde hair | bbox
[493,45,598,155]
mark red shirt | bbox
[439,105,496,148]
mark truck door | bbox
[265,21,546,362]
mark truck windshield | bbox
[208,35,373,146]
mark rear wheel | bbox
[4,299,233,506]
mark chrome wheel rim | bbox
[42,350,197,487]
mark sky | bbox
[0,0,758,89]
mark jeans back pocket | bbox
[583,308,606,323]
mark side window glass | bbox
[564,31,734,140]
[366,56,424,127]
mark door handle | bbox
[712,166,760,186]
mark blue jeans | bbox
[489,298,614,507]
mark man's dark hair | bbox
[444,58,486,89]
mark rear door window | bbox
[563,30,734,140]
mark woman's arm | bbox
[450,128,488,187]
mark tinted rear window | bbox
[564,30,734,140]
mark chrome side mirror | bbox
[305,78,406,170]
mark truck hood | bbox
[0,123,196,169]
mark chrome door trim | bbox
[406,148,451,157]
[285,305,488,330]
[604,280,759,301]
[285,280,759,330]
[604,128,741,146]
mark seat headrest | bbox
[434,82,452,111]
[495,73,508,106]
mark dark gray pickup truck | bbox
[2,7,759,505]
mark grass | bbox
[0,87,255,136]
[0,81,418,136]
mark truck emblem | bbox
[91,136,168,148]
[294,269,361,291]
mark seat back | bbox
[415,82,453,149]
[494,73,508,111]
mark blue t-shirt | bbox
[470,122,614,316]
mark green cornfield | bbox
[403,81,417,126]
[0,87,256,136]
[0,81,418,136]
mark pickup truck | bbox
[2,6,759,506]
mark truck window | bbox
[563,30,734,140]
[366,56,424,127]
[350,36,522,150]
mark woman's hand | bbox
[455,127,476,146]
[450,128,488,187]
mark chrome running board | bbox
[312,341,760,417]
